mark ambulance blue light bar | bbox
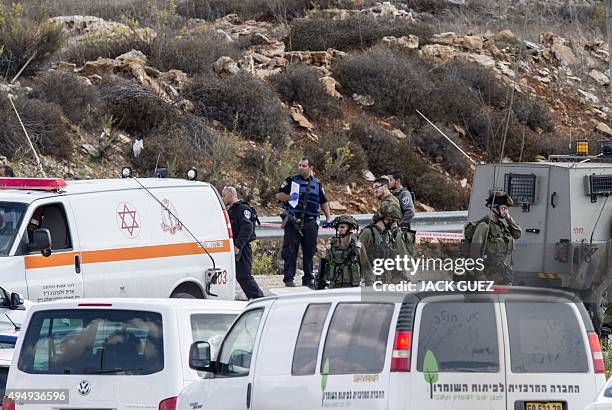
[0,177,67,191]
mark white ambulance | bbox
[180,286,605,410]
[0,176,235,301]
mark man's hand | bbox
[322,220,333,229]
[234,247,240,255]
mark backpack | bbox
[461,216,489,257]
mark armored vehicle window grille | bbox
[588,174,612,195]
[504,173,536,204]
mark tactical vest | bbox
[287,175,321,217]
[465,216,515,257]
[365,224,395,261]
[325,237,361,288]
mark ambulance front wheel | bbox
[171,283,205,299]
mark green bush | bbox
[413,172,468,211]
[513,96,554,132]
[0,3,65,78]
[149,30,243,75]
[270,64,339,119]
[186,72,291,144]
[305,131,367,183]
[413,125,469,177]
[334,46,436,119]
[176,0,312,22]
[30,71,107,128]
[99,77,180,135]
[348,122,427,183]
[62,36,151,67]
[287,15,432,51]
[0,96,72,160]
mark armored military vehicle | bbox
[468,141,612,331]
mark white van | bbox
[0,177,235,301]
[4,298,246,410]
[180,286,605,410]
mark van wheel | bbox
[171,284,205,299]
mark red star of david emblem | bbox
[118,204,139,236]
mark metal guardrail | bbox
[256,211,468,239]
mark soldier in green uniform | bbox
[371,177,401,225]
[317,215,371,289]
[464,191,522,285]
[359,198,409,284]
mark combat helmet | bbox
[374,202,402,223]
[332,215,359,230]
[486,190,514,208]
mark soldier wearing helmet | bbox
[357,178,410,284]
[317,215,371,289]
[464,191,522,284]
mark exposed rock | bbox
[77,58,116,76]
[213,56,240,75]
[283,50,332,66]
[163,69,189,91]
[365,2,414,19]
[251,52,272,65]
[416,202,435,212]
[552,42,578,66]
[177,99,195,113]
[391,128,407,139]
[467,53,495,68]
[589,69,610,86]
[352,93,374,106]
[256,68,282,79]
[597,122,612,137]
[421,44,456,61]
[534,75,551,84]
[496,61,515,78]
[320,76,342,98]
[381,35,419,49]
[52,61,77,72]
[50,15,156,44]
[578,89,600,104]
[432,32,457,46]
[81,144,99,158]
[494,30,516,43]
[462,35,483,50]
[328,200,347,212]
[460,178,468,188]
[273,57,288,68]
[117,50,147,65]
[290,104,314,129]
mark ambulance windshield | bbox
[0,202,27,256]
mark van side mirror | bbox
[9,292,24,309]
[28,229,52,257]
[189,341,213,372]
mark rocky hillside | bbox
[0,0,610,214]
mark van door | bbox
[20,200,83,302]
[501,297,601,410]
[409,295,506,410]
[183,302,272,410]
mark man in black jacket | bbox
[222,186,264,299]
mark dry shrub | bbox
[287,15,432,51]
[0,3,65,78]
[270,64,339,119]
[186,72,291,144]
[0,96,72,160]
[30,71,107,128]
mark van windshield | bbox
[17,310,163,375]
[0,202,26,256]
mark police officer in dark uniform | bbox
[275,157,332,288]
[222,186,264,299]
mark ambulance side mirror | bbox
[28,229,52,257]
[189,341,213,372]
[9,292,24,309]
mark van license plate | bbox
[525,402,563,410]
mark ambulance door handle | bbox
[246,382,252,409]
[74,254,81,274]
